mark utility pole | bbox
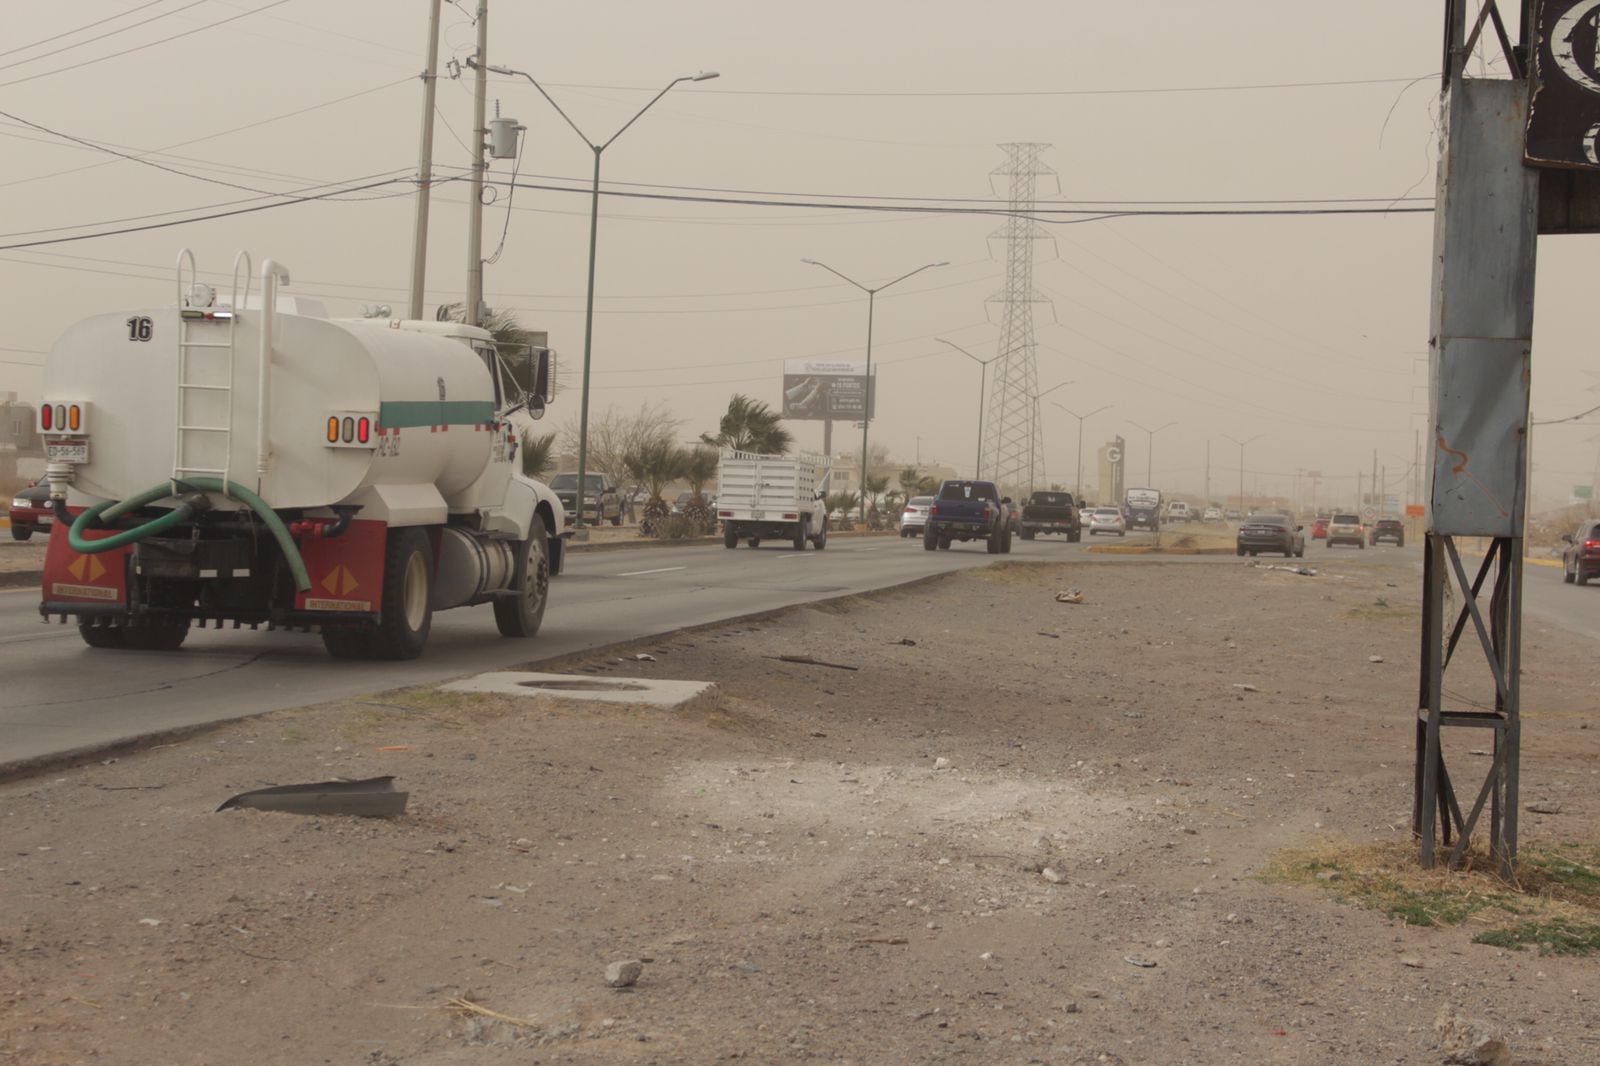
[465,0,488,328]
[1371,448,1379,512]
[1204,440,1210,505]
[407,0,443,321]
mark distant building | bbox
[0,393,39,454]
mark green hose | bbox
[68,478,311,593]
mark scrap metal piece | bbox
[217,775,408,817]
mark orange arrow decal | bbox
[340,566,359,595]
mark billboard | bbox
[781,360,876,422]
[1527,2,1600,169]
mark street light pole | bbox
[1052,402,1111,503]
[803,258,948,525]
[490,63,719,529]
[1027,380,1074,495]
[1224,433,1262,515]
[935,338,1005,479]
[1129,420,1176,488]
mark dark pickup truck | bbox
[1019,490,1080,542]
[923,480,1012,554]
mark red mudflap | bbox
[294,520,388,615]
[41,523,130,606]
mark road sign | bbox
[1106,445,1122,464]
[1406,504,1425,517]
[1362,506,1377,522]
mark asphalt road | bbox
[0,531,1115,767]
[3,531,1591,770]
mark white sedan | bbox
[1087,507,1126,537]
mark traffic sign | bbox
[1362,506,1377,522]
[1106,445,1123,464]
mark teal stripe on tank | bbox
[378,399,496,429]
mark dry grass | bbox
[1263,838,1600,952]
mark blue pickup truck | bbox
[923,479,1013,554]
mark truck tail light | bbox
[40,405,52,431]
[930,503,939,515]
[783,513,798,520]
[39,401,89,435]
[325,411,379,449]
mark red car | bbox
[1310,516,1330,540]
[8,479,54,541]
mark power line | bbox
[0,176,415,251]
[0,1,210,71]
[538,74,1436,99]
[0,77,413,192]
[0,0,171,62]
[0,0,293,90]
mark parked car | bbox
[1369,518,1405,547]
[1562,520,1600,585]
[1086,507,1126,537]
[670,491,695,515]
[1326,512,1364,549]
[1236,513,1305,557]
[1202,506,1223,523]
[922,479,1011,553]
[1019,490,1080,541]
[897,496,932,537]
[549,472,622,526]
[7,479,53,541]
[1311,515,1330,540]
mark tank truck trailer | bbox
[33,251,566,660]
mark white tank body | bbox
[44,310,496,510]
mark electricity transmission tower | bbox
[982,143,1056,493]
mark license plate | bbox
[750,509,764,520]
[46,440,88,463]
[38,515,52,525]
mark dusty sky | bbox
[1,2,1595,508]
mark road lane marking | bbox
[617,566,688,577]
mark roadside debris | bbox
[1036,631,1061,638]
[1368,655,1385,663]
[1435,1006,1513,1066]
[1123,955,1157,968]
[766,654,859,671]
[933,757,951,770]
[1254,563,1318,576]
[1054,589,1085,604]
[605,960,644,988]
[634,653,657,662]
[1526,800,1564,815]
[1042,867,1065,884]
[216,775,409,818]
[889,638,918,646]
[1232,683,1258,693]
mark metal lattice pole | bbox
[982,143,1054,494]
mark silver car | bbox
[1087,507,1126,537]
[899,495,933,538]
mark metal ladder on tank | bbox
[172,250,251,497]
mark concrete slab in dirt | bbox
[442,671,718,711]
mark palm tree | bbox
[520,431,558,480]
[681,446,719,533]
[435,302,543,398]
[624,440,688,537]
[824,491,859,531]
[863,474,890,529]
[897,466,923,498]
[701,394,793,455]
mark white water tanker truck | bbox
[33,251,566,659]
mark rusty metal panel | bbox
[1427,78,1538,537]
[1527,0,1600,168]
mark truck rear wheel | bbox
[1021,528,1035,541]
[724,523,738,549]
[369,527,433,660]
[986,525,1002,554]
[494,521,550,639]
[792,521,807,551]
[78,623,126,649]
[923,528,937,551]
[122,620,189,651]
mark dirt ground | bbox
[3,552,1597,1064]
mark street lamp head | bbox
[800,258,820,265]
[689,71,720,81]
